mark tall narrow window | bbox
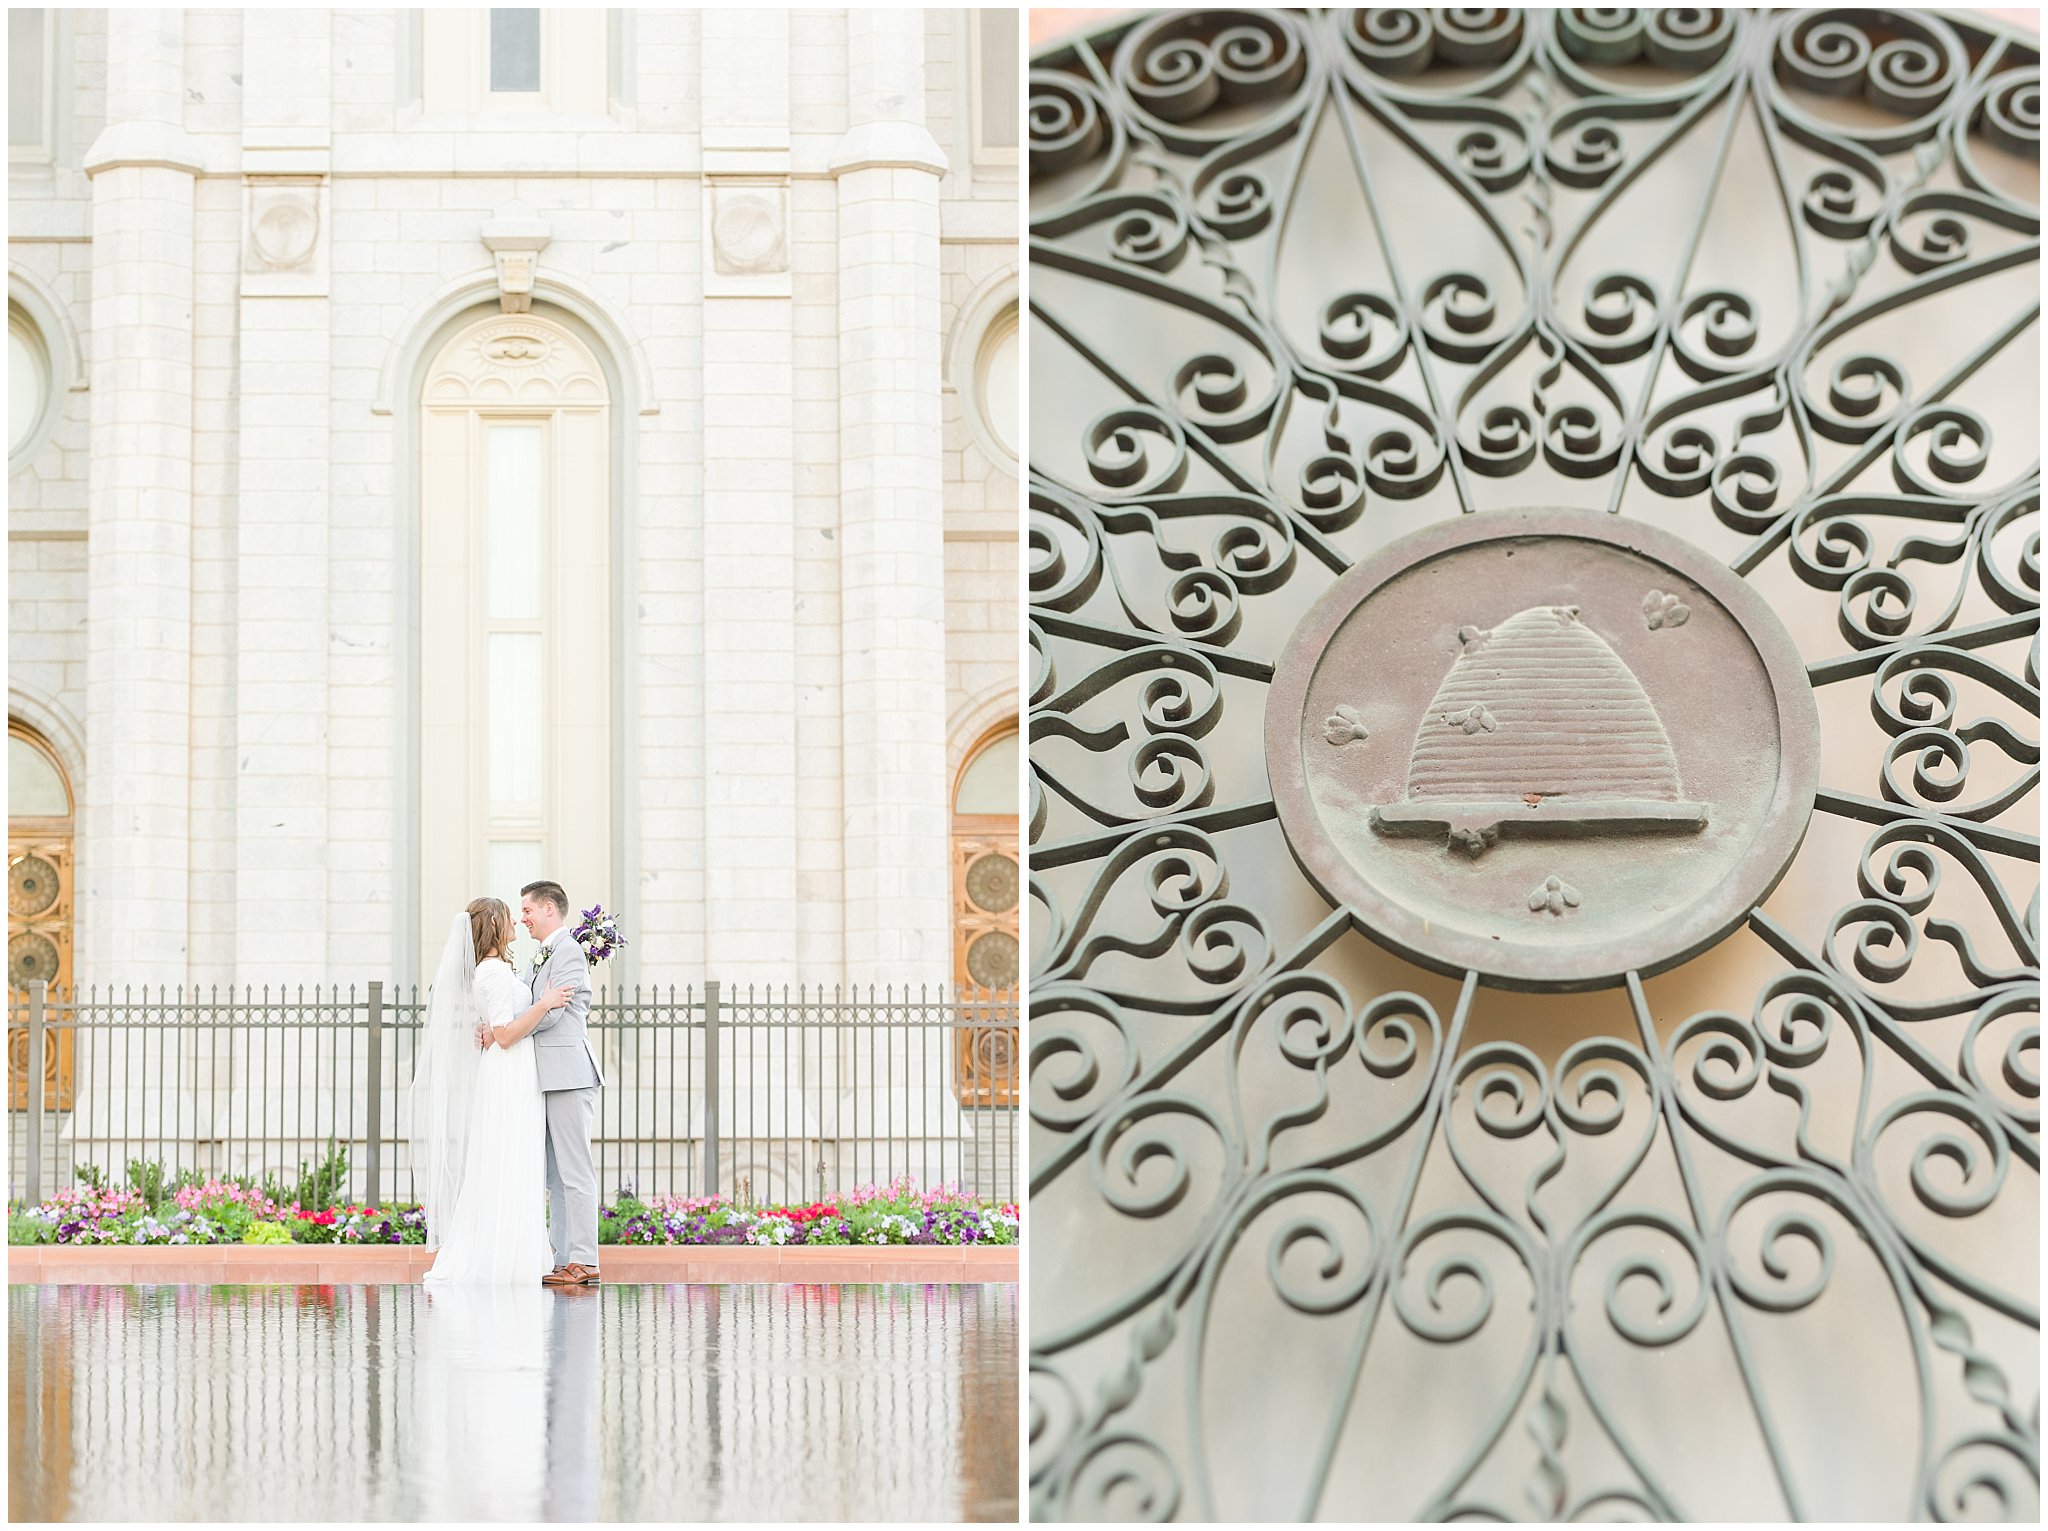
[9,720,75,1109]
[418,314,611,973]
[422,9,606,116]
[485,420,546,901]
[971,10,1020,165]
[8,9,51,158]
[489,8,542,93]
[952,725,1020,1104]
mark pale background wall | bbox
[7,7,1021,990]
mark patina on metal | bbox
[1267,509,1821,989]
[1029,6,2038,1524]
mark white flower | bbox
[747,1214,797,1247]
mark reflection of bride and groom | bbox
[415,1272,604,1520]
[407,880,609,1515]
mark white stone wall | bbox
[6,536,88,715]
[7,7,1018,991]
[943,235,1023,757]
[189,170,242,981]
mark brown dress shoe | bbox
[543,1262,600,1286]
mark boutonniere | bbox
[526,942,553,979]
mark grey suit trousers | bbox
[543,1290,602,1520]
[542,1084,600,1267]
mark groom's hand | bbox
[475,1020,496,1050]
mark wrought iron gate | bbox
[1026,8,2038,1521]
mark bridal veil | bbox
[408,912,480,1251]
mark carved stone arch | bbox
[948,679,1021,785]
[5,263,84,395]
[375,268,657,419]
[385,284,645,984]
[945,267,1020,478]
[410,306,617,980]
[420,312,609,409]
[7,263,84,471]
[6,681,85,810]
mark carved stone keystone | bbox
[480,201,553,314]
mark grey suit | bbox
[530,932,604,1267]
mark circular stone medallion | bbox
[1266,510,1820,991]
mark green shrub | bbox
[125,1158,172,1209]
[210,1201,261,1240]
[260,1139,349,1211]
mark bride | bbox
[411,898,572,1284]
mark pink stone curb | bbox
[9,1244,1019,1285]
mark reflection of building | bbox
[8,8,1021,993]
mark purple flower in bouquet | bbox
[571,903,628,964]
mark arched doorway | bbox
[951,722,1019,1104]
[9,718,73,1109]
[416,310,612,965]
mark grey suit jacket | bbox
[529,933,605,1092]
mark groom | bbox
[482,879,606,1285]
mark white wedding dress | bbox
[418,950,553,1285]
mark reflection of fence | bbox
[6,981,1020,1208]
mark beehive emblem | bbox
[1370,605,1708,857]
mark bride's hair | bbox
[466,897,513,964]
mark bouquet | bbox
[571,903,627,963]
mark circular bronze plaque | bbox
[967,929,1021,989]
[8,930,59,987]
[9,854,59,917]
[1267,510,1820,991]
[965,852,1020,914]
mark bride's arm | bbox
[494,979,573,1047]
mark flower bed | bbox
[12,1176,1016,1250]
[601,1178,1019,1248]
[9,1184,428,1247]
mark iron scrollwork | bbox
[1029,8,2038,1522]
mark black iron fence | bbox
[7,981,1019,1208]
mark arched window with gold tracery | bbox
[951,723,1019,1104]
[9,718,74,1108]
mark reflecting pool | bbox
[9,1282,1018,1522]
